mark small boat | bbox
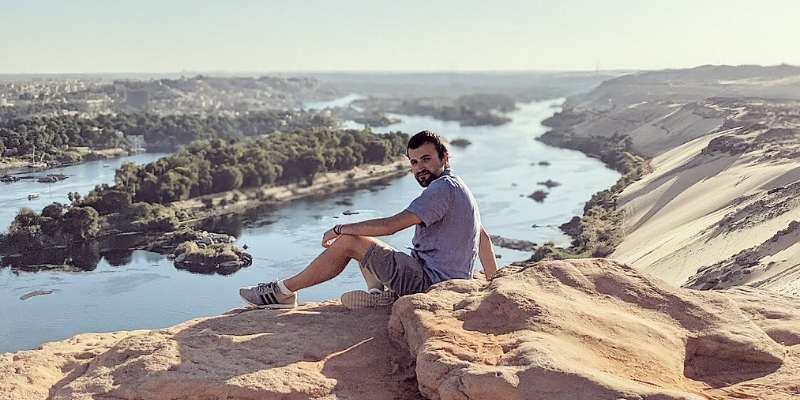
[103,164,111,168]
[44,173,68,181]
[28,193,40,200]
[37,176,58,183]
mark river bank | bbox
[174,158,408,227]
[527,115,651,261]
[0,147,133,177]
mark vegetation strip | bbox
[528,111,651,261]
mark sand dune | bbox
[610,97,800,294]
[546,66,800,295]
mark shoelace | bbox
[254,282,275,295]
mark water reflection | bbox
[2,241,101,272]
[196,214,245,238]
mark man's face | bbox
[407,142,448,187]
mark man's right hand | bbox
[322,228,338,248]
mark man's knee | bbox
[333,235,376,260]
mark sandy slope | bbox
[612,126,800,288]
[550,67,800,294]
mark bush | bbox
[122,202,180,232]
[41,202,66,219]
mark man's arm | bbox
[339,210,421,236]
[322,210,421,246]
[478,225,498,280]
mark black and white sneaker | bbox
[340,288,397,310]
[239,281,297,309]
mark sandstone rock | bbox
[1,302,420,400]
[389,259,800,400]
[2,259,799,399]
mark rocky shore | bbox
[3,258,798,399]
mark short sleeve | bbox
[405,180,452,226]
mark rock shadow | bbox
[94,303,420,399]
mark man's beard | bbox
[415,170,440,187]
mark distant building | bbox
[77,98,108,113]
[127,135,146,152]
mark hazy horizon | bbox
[1,0,799,74]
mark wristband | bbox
[333,224,343,235]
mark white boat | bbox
[28,193,40,200]
[27,162,48,169]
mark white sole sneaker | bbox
[242,299,297,309]
[239,285,297,309]
[340,290,397,310]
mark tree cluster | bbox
[2,204,101,252]
[112,129,408,204]
[0,110,339,158]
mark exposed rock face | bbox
[389,259,800,400]
[2,259,799,399]
[1,303,421,400]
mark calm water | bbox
[0,153,169,232]
[0,98,619,352]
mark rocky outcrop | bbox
[389,259,800,400]
[0,303,420,400]
[490,235,537,252]
[3,259,799,399]
[171,240,253,275]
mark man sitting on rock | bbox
[239,130,498,310]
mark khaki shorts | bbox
[360,242,433,296]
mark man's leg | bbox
[359,264,384,291]
[340,243,432,310]
[239,235,385,308]
[282,235,380,292]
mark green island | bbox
[0,128,408,273]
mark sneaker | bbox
[239,281,297,309]
[340,288,398,310]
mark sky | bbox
[1,0,799,74]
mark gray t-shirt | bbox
[405,169,481,283]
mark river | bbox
[0,98,619,352]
